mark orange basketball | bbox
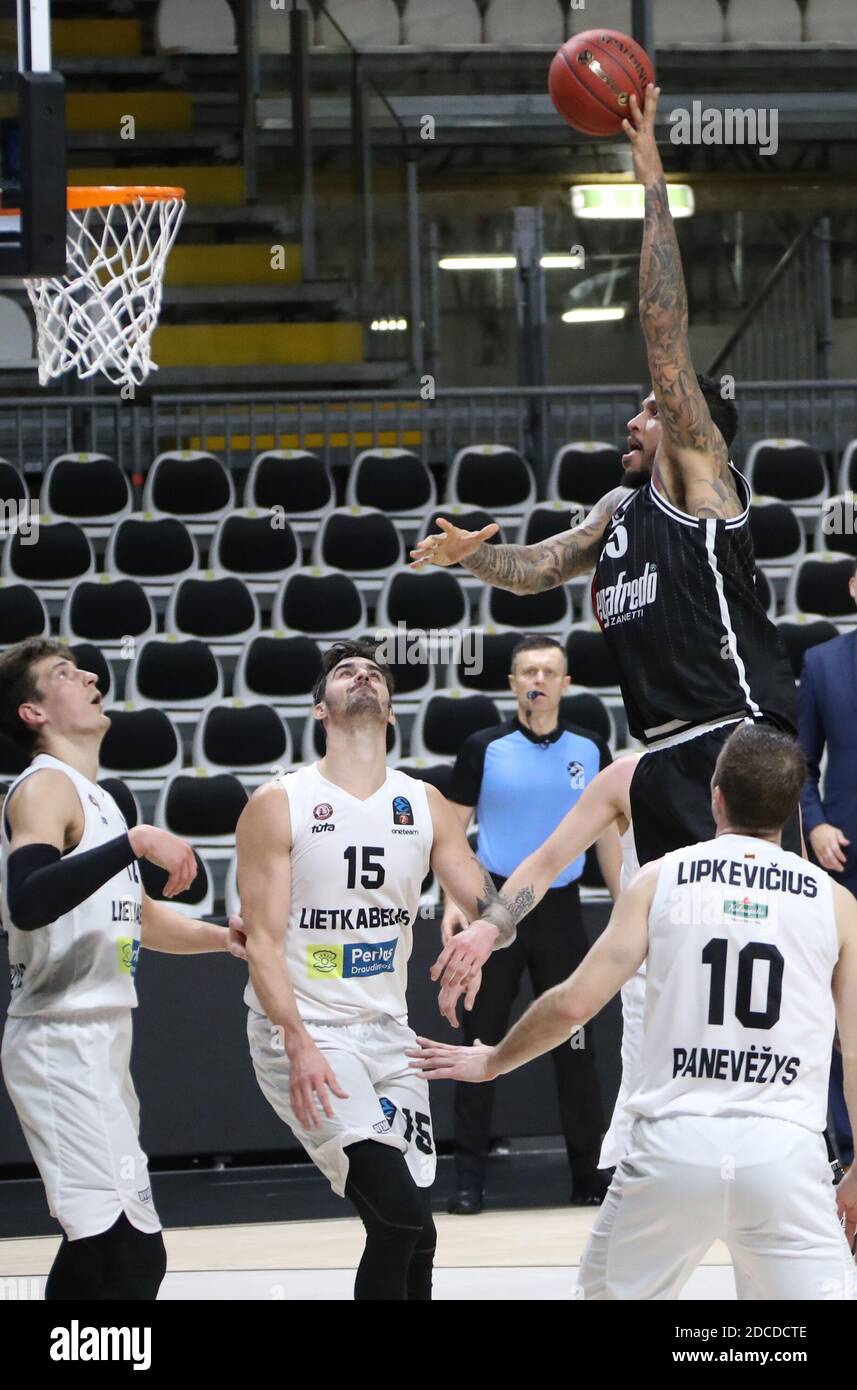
[548,29,655,138]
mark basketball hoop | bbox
[0,186,186,391]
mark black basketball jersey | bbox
[591,466,797,744]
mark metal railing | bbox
[0,382,854,484]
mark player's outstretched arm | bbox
[408,490,627,593]
[497,758,634,923]
[831,882,857,1247]
[140,895,238,954]
[236,783,348,1128]
[410,860,655,1084]
[624,85,740,520]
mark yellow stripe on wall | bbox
[0,19,142,59]
[152,322,364,368]
[66,93,192,133]
[67,166,247,206]
[166,244,302,286]
[187,431,425,452]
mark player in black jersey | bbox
[410,84,800,865]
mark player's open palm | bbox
[409,516,499,569]
[128,824,197,898]
[408,1036,497,1084]
[622,83,662,187]
[289,1037,348,1130]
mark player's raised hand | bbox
[288,1036,348,1130]
[621,83,663,188]
[128,824,197,898]
[407,1036,498,1084]
[409,516,499,570]
[226,914,248,960]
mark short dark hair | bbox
[713,724,806,832]
[510,634,567,673]
[696,372,739,449]
[0,638,73,755]
[312,640,395,707]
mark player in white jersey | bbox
[413,724,857,1299]
[235,640,517,1301]
[0,638,243,1300]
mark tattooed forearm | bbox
[475,868,516,948]
[640,179,729,471]
[462,493,625,593]
[500,883,536,926]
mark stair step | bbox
[151,322,364,369]
[67,166,247,206]
[67,131,231,152]
[65,91,192,133]
[147,361,408,390]
[162,283,351,309]
[166,244,302,286]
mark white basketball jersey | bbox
[627,833,838,1133]
[2,754,142,1017]
[244,763,433,1025]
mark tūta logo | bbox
[392,795,414,825]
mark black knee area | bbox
[46,1213,166,1302]
[345,1140,425,1300]
[407,1184,437,1301]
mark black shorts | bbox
[629,722,802,867]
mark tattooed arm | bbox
[409,487,630,593]
[495,756,636,926]
[624,85,741,521]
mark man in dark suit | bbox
[798,556,857,1164]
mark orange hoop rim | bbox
[0,185,186,217]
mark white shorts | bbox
[1,1009,161,1242]
[601,1114,855,1301]
[248,1010,436,1199]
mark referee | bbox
[442,635,622,1214]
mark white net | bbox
[23,189,186,390]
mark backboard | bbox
[0,0,66,276]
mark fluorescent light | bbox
[561,307,626,323]
[439,255,517,271]
[571,185,695,219]
[438,253,585,271]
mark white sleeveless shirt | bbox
[627,833,837,1133]
[244,763,433,1025]
[2,754,142,1017]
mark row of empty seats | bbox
[5,440,855,532]
[1,542,855,661]
[1,544,855,631]
[155,0,854,56]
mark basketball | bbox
[548,29,655,137]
